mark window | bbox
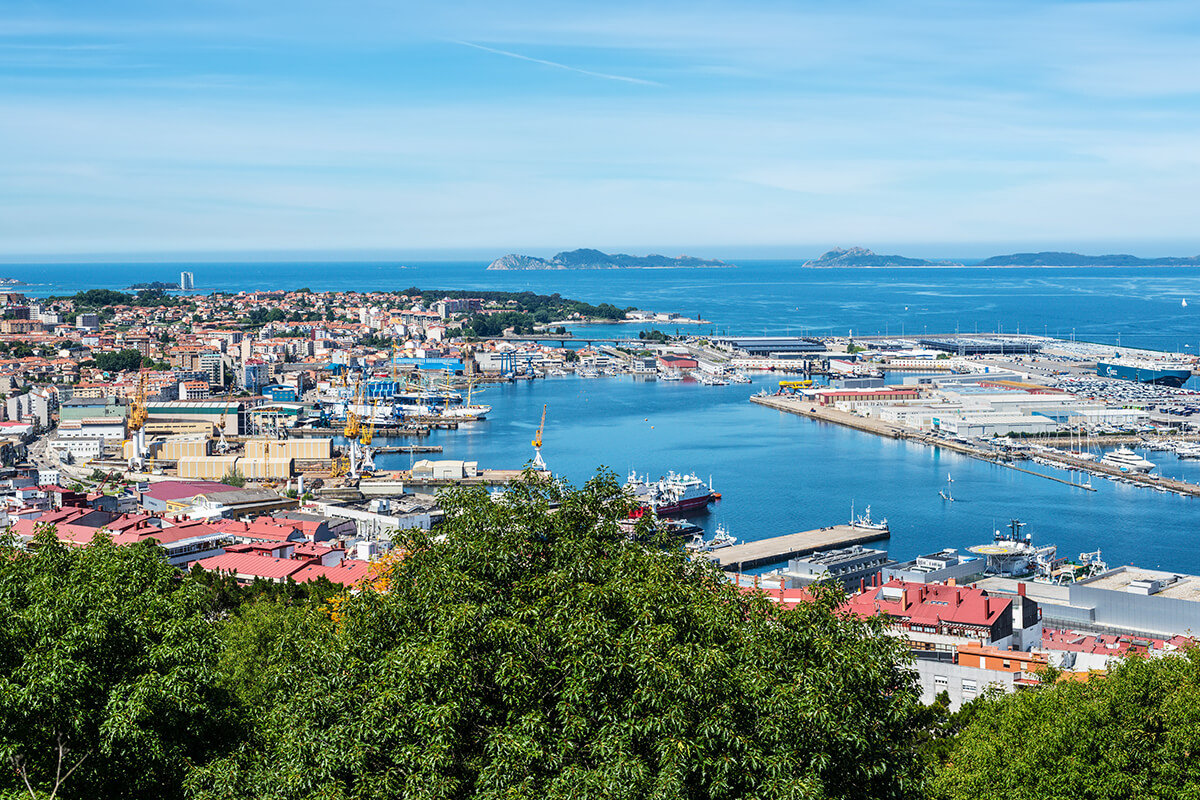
[934,676,948,690]
[961,679,977,696]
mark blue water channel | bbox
[368,373,1200,575]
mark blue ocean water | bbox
[10,259,1200,351]
[367,373,1200,575]
[12,259,1200,571]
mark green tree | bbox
[932,652,1200,799]
[188,471,924,800]
[0,528,237,799]
[92,348,143,373]
[221,468,246,488]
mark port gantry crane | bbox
[356,399,378,475]
[127,371,149,472]
[531,403,547,471]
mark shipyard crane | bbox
[531,404,547,471]
[127,371,149,471]
[343,379,362,440]
[357,399,378,474]
[215,392,233,453]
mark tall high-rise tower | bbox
[180,271,195,290]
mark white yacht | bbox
[1101,447,1156,472]
[704,524,737,550]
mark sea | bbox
[11,259,1200,573]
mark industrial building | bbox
[710,336,826,356]
[884,550,982,584]
[980,567,1200,639]
[777,545,894,591]
[919,336,1042,356]
[146,400,246,435]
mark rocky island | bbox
[487,248,732,270]
[802,247,961,268]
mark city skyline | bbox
[4,0,1200,257]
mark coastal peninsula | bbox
[487,248,732,270]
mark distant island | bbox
[976,251,1200,267]
[802,247,961,268]
[128,281,181,290]
[801,247,1200,268]
[0,278,27,286]
[487,248,732,271]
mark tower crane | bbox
[127,371,149,471]
[531,404,547,471]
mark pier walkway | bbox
[714,524,890,571]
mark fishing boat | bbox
[849,502,889,533]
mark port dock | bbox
[714,524,890,571]
[750,394,1200,497]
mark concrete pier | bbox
[714,524,890,571]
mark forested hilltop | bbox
[3,472,1200,799]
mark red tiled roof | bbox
[196,553,310,581]
[843,580,1011,628]
[292,559,372,587]
[141,480,235,502]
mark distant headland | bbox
[487,248,733,271]
[804,247,1200,268]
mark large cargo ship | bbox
[626,470,718,516]
[1096,357,1192,388]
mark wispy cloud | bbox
[452,40,663,87]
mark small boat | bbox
[659,370,684,381]
[939,473,955,502]
[727,372,752,384]
[1184,298,1189,308]
[849,502,889,533]
[704,524,737,550]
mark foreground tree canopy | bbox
[931,650,1200,800]
[6,472,1200,799]
[0,527,236,799]
[190,471,926,799]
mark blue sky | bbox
[4,0,1200,258]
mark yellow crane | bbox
[531,404,547,471]
[126,371,149,470]
[343,379,361,440]
[129,371,148,432]
[360,399,378,449]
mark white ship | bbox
[849,503,889,533]
[1100,447,1156,472]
